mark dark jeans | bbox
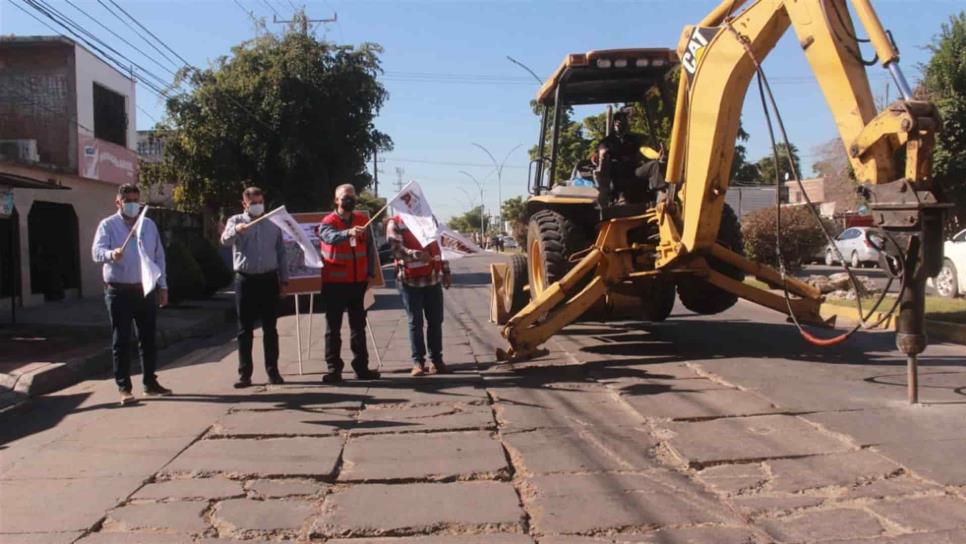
[105,286,158,390]
[322,281,368,374]
[235,271,280,380]
[398,282,444,364]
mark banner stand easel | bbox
[306,296,314,361]
[294,294,304,375]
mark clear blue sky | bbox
[3,0,962,221]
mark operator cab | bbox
[528,48,678,213]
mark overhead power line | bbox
[102,0,192,67]
[95,0,181,70]
[382,157,528,170]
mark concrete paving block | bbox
[804,408,966,446]
[868,496,966,532]
[765,450,901,493]
[132,477,244,500]
[0,477,141,533]
[663,415,853,467]
[104,502,208,533]
[525,472,737,535]
[872,439,966,486]
[839,475,940,500]
[210,408,356,437]
[313,481,524,537]
[494,401,645,431]
[502,426,659,474]
[362,378,488,406]
[757,508,885,543]
[212,498,317,534]
[0,532,83,544]
[621,388,781,420]
[823,529,966,544]
[327,536,534,544]
[696,463,768,495]
[76,534,189,543]
[1,437,189,480]
[487,385,618,408]
[248,478,326,497]
[538,527,765,543]
[340,431,508,482]
[354,403,495,435]
[163,437,343,478]
[730,494,825,517]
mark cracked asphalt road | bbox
[1,254,965,543]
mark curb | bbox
[824,304,966,345]
[0,307,234,400]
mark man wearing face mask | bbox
[317,184,380,384]
[221,186,288,388]
[92,184,171,405]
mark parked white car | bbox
[824,227,884,268]
[934,228,966,298]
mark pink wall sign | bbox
[78,133,137,185]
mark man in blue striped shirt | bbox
[221,186,288,388]
[92,184,171,405]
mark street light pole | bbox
[459,170,486,242]
[471,142,523,235]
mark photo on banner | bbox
[281,211,384,296]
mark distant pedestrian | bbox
[221,187,288,388]
[92,184,171,405]
[387,215,452,376]
[318,184,381,384]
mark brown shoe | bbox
[410,364,426,377]
[119,389,136,406]
[429,361,450,375]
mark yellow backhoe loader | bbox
[492,0,950,403]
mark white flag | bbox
[268,206,323,268]
[387,181,439,248]
[135,205,163,295]
[438,225,484,260]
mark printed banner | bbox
[438,226,484,260]
[268,206,323,268]
[78,133,137,185]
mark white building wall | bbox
[73,44,137,150]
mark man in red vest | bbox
[387,215,452,376]
[318,184,380,384]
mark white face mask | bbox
[121,202,141,218]
[248,203,264,217]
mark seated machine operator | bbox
[593,111,667,206]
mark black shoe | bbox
[267,372,285,385]
[322,372,343,384]
[234,377,252,389]
[354,368,381,380]
[143,382,173,396]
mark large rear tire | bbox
[676,203,745,315]
[641,280,676,322]
[527,210,588,300]
[506,254,529,314]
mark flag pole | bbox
[245,205,286,228]
[362,203,390,229]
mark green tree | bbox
[448,205,487,235]
[751,142,802,185]
[921,12,966,228]
[527,101,595,185]
[501,195,528,244]
[150,18,392,215]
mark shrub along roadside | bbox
[165,239,205,303]
[741,205,834,271]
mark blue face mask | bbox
[122,202,141,218]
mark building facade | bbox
[1,36,139,310]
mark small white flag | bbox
[438,225,484,260]
[268,206,323,268]
[387,181,439,248]
[135,205,163,295]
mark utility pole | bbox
[273,12,336,35]
[373,147,382,197]
[394,167,405,193]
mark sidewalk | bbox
[0,293,235,408]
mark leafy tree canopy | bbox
[145,17,392,216]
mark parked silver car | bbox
[825,227,884,268]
